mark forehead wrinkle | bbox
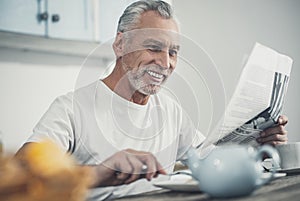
[142,39,164,47]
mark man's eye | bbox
[169,49,178,57]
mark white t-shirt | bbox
[28,80,205,200]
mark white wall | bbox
[173,0,300,141]
[0,44,112,153]
[0,62,81,152]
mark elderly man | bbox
[17,0,288,200]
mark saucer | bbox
[153,171,200,192]
[153,179,200,192]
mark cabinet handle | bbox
[52,14,60,23]
[38,12,48,21]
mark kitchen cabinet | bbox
[97,0,137,42]
[47,0,95,41]
[0,0,45,36]
[0,0,172,42]
[0,0,136,42]
[0,0,94,41]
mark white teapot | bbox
[187,145,280,198]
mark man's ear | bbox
[113,32,123,58]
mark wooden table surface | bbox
[115,173,300,201]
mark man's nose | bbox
[156,50,171,69]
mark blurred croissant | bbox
[20,140,75,176]
[0,139,91,201]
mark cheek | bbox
[123,51,149,67]
[169,59,177,71]
[137,51,155,63]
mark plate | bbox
[153,172,285,193]
[268,172,287,179]
[153,171,200,192]
[153,179,200,192]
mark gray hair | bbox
[117,0,176,33]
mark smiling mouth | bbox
[146,70,165,79]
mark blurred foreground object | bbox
[0,130,3,155]
[0,140,91,201]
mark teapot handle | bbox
[255,145,281,187]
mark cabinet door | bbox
[0,0,45,36]
[47,0,95,41]
[97,0,137,43]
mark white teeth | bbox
[147,71,164,79]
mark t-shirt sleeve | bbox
[176,109,206,162]
[27,93,75,152]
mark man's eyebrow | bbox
[171,44,180,51]
[142,39,180,50]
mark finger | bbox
[133,151,163,180]
[138,153,158,181]
[145,156,167,179]
[258,133,288,144]
[124,149,166,180]
[125,150,156,180]
[261,125,287,137]
[124,149,153,175]
[278,115,288,125]
[154,161,167,177]
[123,155,145,184]
[114,155,133,182]
[262,140,287,146]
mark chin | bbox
[139,85,161,95]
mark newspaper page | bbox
[206,43,293,147]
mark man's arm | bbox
[17,143,166,188]
[257,115,288,145]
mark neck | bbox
[102,60,150,105]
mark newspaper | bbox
[207,43,293,147]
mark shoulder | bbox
[48,81,98,112]
[53,92,73,107]
[73,81,98,99]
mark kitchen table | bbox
[114,173,300,201]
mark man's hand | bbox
[89,149,166,188]
[257,115,288,146]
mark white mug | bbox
[276,142,300,170]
